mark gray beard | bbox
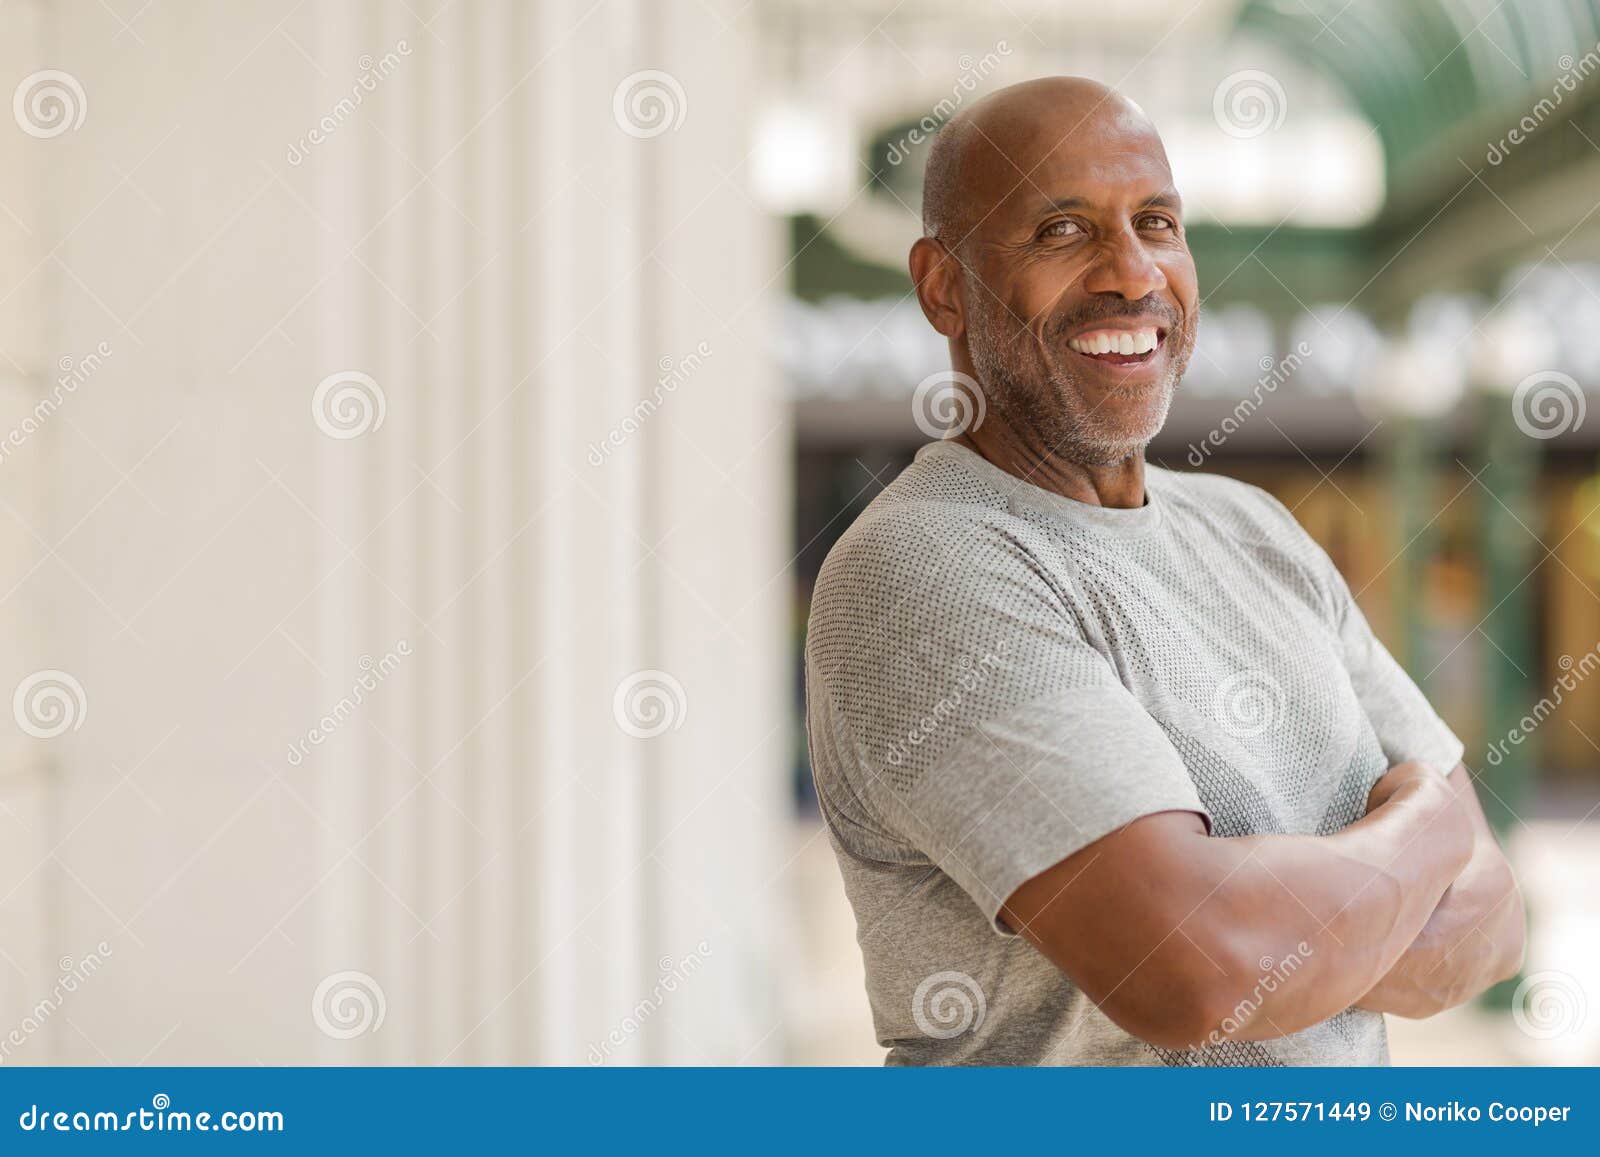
[965,296,1191,468]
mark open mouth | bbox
[1066,326,1166,367]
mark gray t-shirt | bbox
[803,440,1464,1066]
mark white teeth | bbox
[1067,328,1160,356]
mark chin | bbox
[1095,400,1172,448]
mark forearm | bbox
[1005,764,1476,1051]
[1180,771,1473,1044]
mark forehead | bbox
[970,109,1175,230]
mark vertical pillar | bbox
[1477,398,1538,832]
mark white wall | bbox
[0,0,788,1065]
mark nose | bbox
[1081,229,1167,301]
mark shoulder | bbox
[1148,465,1317,553]
[1149,465,1344,619]
[810,446,1054,631]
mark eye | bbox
[1137,213,1175,231]
[1040,218,1084,239]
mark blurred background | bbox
[0,0,1596,1066]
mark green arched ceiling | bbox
[1236,0,1600,190]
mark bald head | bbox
[921,77,1162,244]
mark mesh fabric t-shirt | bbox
[803,440,1464,1066]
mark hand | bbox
[1365,760,1475,875]
[1366,760,1443,813]
[1356,765,1526,1018]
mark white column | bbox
[11,0,786,1066]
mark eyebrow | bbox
[1034,190,1184,217]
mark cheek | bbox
[1164,255,1199,311]
[1006,257,1087,319]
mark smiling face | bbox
[919,80,1200,466]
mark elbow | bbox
[1105,974,1262,1053]
[1095,939,1275,1052]
[1100,992,1221,1053]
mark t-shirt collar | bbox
[915,439,1165,537]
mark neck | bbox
[954,422,1147,509]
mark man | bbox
[803,77,1524,1065]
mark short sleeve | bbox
[1246,487,1466,778]
[1327,563,1465,777]
[804,506,1209,933]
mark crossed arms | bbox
[1001,761,1525,1051]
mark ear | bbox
[909,236,965,341]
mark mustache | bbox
[1048,298,1183,338]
